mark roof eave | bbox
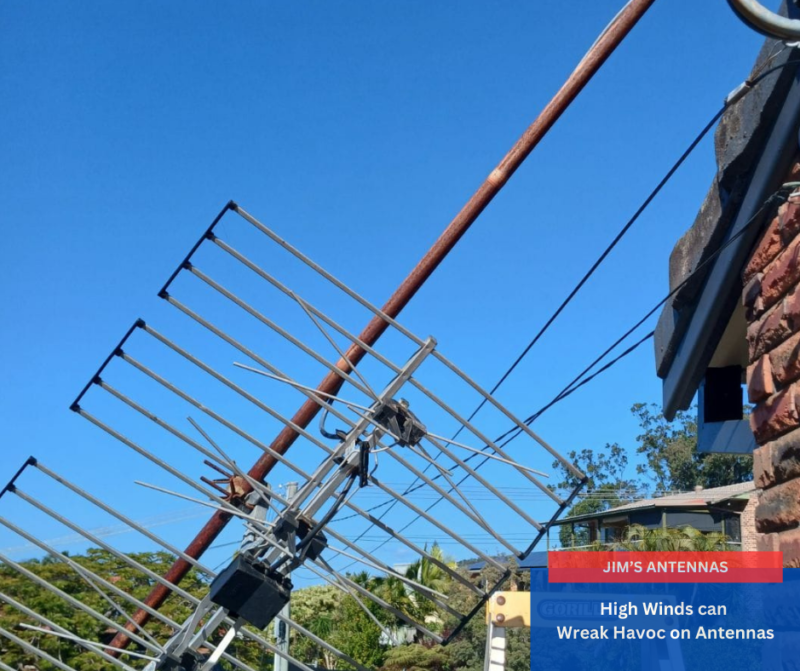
[662,70,800,419]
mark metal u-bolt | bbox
[727,0,800,40]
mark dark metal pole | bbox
[109,0,657,652]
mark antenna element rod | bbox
[108,0,656,652]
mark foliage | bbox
[552,403,753,547]
[1,402,753,671]
[632,403,752,492]
[289,584,339,668]
[551,441,640,547]
[616,524,730,552]
[382,644,452,671]
[0,549,270,671]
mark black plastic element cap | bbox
[0,456,37,501]
[70,319,143,411]
[158,201,234,298]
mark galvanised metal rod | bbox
[404,441,491,528]
[0,624,84,671]
[344,497,482,593]
[304,562,400,645]
[113,2,653,646]
[163,284,537,542]
[0,515,192,627]
[293,291,379,401]
[35,463,214,575]
[408,377,564,499]
[8,489,201,603]
[17,625,159,663]
[197,240,570,497]
[274,616,371,671]
[323,543,462,619]
[368,476,504,569]
[205,237,583,496]
[215,228,582,480]
[184,265,376,400]
[111,352,469,589]
[366,440,518,551]
[313,558,444,644]
[0,520,313,671]
[97,381,239,474]
[119,351,321,475]
[0,556,157,655]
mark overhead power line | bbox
[335,64,800,556]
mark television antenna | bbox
[0,2,669,666]
[0,202,585,670]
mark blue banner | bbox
[528,568,800,671]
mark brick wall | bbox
[743,186,800,566]
[740,496,758,552]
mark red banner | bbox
[547,551,783,583]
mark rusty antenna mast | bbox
[0,2,655,669]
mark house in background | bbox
[551,482,757,550]
[654,2,800,563]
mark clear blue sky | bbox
[0,2,766,570]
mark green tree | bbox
[329,588,387,670]
[617,524,730,551]
[289,583,340,668]
[382,643,451,671]
[552,403,753,547]
[632,403,752,492]
[0,550,268,671]
[551,442,641,547]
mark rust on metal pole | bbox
[108,0,657,653]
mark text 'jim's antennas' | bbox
[0,203,585,671]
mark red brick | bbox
[744,212,782,282]
[756,532,779,552]
[770,528,800,567]
[750,384,800,443]
[769,330,800,386]
[786,283,800,332]
[769,426,800,485]
[760,236,800,308]
[747,355,774,404]
[780,199,800,241]
[747,300,792,361]
[753,443,775,488]
[755,478,800,532]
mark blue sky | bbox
[0,2,768,571]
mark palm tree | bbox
[404,542,456,594]
[616,524,729,551]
